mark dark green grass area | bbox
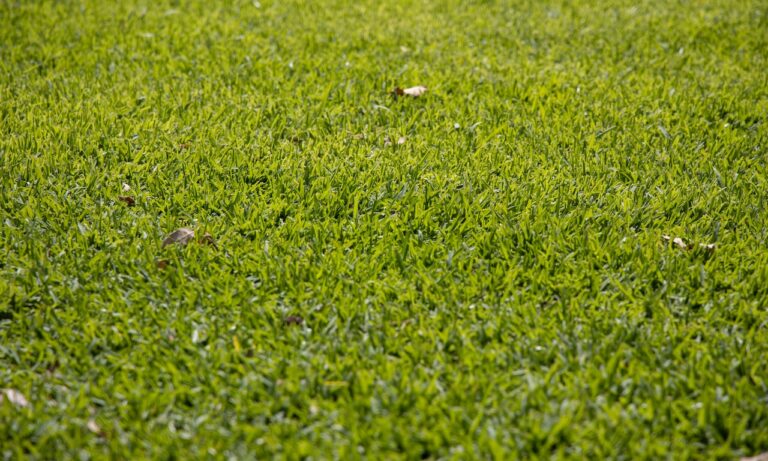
[2,0,768,458]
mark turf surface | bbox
[1,0,768,459]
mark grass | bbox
[1,0,767,458]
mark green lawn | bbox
[1,0,768,459]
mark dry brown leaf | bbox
[156,259,169,270]
[162,228,194,247]
[86,419,104,436]
[284,315,304,326]
[199,232,218,249]
[383,136,407,147]
[1,388,29,408]
[741,453,768,461]
[663,235,716,252]
[662,235,688,250]
[118,196,135,207]
[395,86,427,97]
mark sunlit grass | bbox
[1,0,767,458]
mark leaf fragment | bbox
[199,232,218,249]
[1,388,29,408]
[156,259,169,270]
[662,235,716,253]
[162,228,194,247]
[86,419,104,436]
[395,85,427,98]
[384,136,407,147]
[118,196,135,207]
[741,453,768,461]
[284,315,304,326]
[662,234,688,250]
[122,183,131,192]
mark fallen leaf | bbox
[397,136,406,145]
[1,388,28,408]
[284,315,304,326]
[162,228,194,247]
[118,196,135,207]
[395,85,427,98]
[156,259,169,269]
[199,232,218,249]
[86,419,104,436]
[122,183,131,192]
[662,234,688,250]
[741,453,768,461]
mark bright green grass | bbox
[1,0,768,459]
